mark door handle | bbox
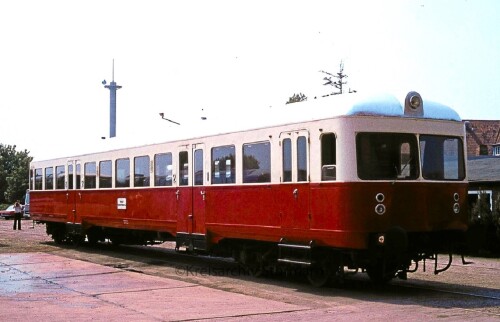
[200,190,206,201]
[175,189,180,200]
[293,188,298,199]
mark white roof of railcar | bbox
[32,92,462,162]
[155,91,461,142]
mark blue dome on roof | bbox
[346,93,461,121]
[348,93,404,117]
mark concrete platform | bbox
[0,253,305,321]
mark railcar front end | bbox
[339,129,468,282]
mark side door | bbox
[280,130,310,231]
[66,160,79,224]
[176,146,192,237]
[191,143,207,249]
[175,144,208,251]
[65,160,82,224]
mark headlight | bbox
[409,95,421,109]
[375,204,386,215]
[375,193,385,203]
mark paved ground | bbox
[1,220,499,321]
[0,252,308,321]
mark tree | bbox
[470,191,492,224]
[285,62,354,104]
[320,60,348,95]
[286,92,307,104]
[468,191,500,255]
[0,144,32,204]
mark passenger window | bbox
[211,145,235,184]
[45,167,54,190]
[99,160,112,188]
[321,133,337,181]
[115,158,130,188]
[243,141,271,183]
[297,136,307,182]
[84,162,96,189]
[194,149,204,186]
[179,151,189,186]
[29,169,33,191]
[35,168,43,190]
[56,165,65,189]
[155,153,173,186]
[282,138,292,182]
[134,155,150,187]
[68,165,74,190]
[76,164,81,189]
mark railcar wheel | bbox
[248,259,266,277]
[86,229,100,245]
[110,237,123,246]
[71,235,85,246]
[52,232,65,244]
[239,249,266,277]
[366,263,396,284]
[307,261,332,287]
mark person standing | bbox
[13,201,23,230]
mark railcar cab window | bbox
[154,153,173,186]
[34,168,42,190]
[56,165,65,189]
[212,145,235,184]
[420,135,465,180]
[243,141,271,183]
[45,167,54,190]
[116,158,130,188]
[356,133,419,180]
[134,155,150,187]
[84,162,96,189]
[99,160,112,188]
[321,133,337,181]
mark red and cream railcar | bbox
[29,91,469,285]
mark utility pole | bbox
[102,59,122,138]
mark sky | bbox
[1,0,499,161]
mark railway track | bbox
[69,241,496,320]
[71,241,500,303]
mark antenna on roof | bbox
[103,59,122,138]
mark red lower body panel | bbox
[31,181,468,250]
